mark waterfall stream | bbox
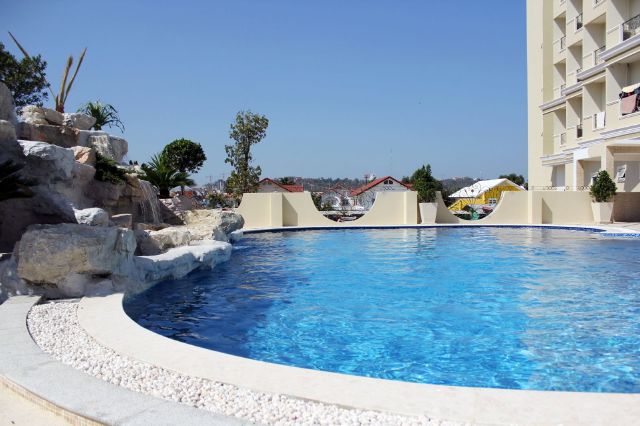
[139,180,162,224]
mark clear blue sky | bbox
[3,1,527,184]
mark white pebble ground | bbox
[28,300,467,426]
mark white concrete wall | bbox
[239,190,598,229]
[238,191,418,229]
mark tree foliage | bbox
[499,173,526,187]
[162,138,206,174]
[140,152,194,199]
[77,101,125,131]
[590,170,617,203]
[224,111,269,197]
[278,177,296,185]
[0,42,48,109]
[410,164,443,203]
[0,160,34,202]
[94,153,128,185]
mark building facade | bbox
[528,0,640,192]
[448,179,525,212]
[350,176,412,210]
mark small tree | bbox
[0,42,48,109]
[590,170,617,203]
[162,138,206,174]
[410,164,443,203]
[140,153,194,199]
[278,177,296,185]
[77,101,125,131]
[225,110,269,198]
[499,173,526,187]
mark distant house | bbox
[320,185,356,210]
[350,176,412,210]
[448,179,524,213]
[257,178,304,193]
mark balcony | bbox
[576,13,583,31]
[594,45,605,65]
[593,111,606,129]
[623,13,640,41]
[555,133,567,151]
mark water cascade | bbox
[138,180,162,224]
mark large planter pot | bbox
[419,202,438,224]
[591,202,614,224]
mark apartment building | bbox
[528,0,640,192]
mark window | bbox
[488,198,498,205]
[616,165,627,183]
[383,179,393,185]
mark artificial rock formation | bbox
[183,210,245,242]
[14,224,136,297]
[74,207,110,226]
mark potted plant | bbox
[589,170,617,224]
[411,164,442,224]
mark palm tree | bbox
[0,160,34,202]
[77,101,125,131]
[140,153,194,199]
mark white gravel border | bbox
[27,300,464,426]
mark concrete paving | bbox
[0,296,247,426]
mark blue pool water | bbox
[124,228,640,392]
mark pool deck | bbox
[2,223,640,425]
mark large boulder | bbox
[16,122,80,147]
[19,140,74,182]
[135,227,191,255]
[62,112,96,130]
[74,207,109,226]
[19,105,48,125]
[0,83,18,125]
[0,120,16,144]
[14,224,136,290]
[86,133,127,163]
[183,210,245,242]
[71,146,96,165]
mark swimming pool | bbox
[124,227,640,393]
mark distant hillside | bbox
[440,177,480,194]
[275,176,480,194]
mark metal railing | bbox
[623,13,640,41]
[594,45,606,64]
[576,13,583,30]
[577,123,583,138]
[529,186,590,191]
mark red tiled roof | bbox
[350,176,412,196]
[259,178,304,193]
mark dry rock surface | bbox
[27,301,460,426]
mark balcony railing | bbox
[576,13,583,30]
[577,123,583,138]
[594,45,605,64]
[623,13,640,41]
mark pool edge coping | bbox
[79,293,640,426]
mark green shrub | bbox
[94,153,127,185]
[410,164,442,203]
[589,170,617,202]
